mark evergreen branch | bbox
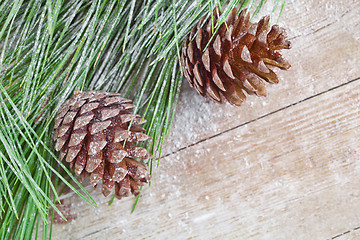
[0,0,285,238]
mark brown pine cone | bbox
[53,90,152,199]
[181,7,291,106]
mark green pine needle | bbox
[0,0,285,238]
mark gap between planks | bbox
[52,1,360,239]
[330,226,360,240]
[163,76,360,160]
[64,72,360,240]
[160,76,360,240]
[164,1,360,155]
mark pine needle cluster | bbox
[0,0,285,238]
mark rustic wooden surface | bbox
[52,0,360,239]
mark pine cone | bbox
[53,90,152,199]
[181,7,291,106]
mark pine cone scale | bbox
[80,102,99,115]
[74,148,86,176]
[114,160,128,181]
[116,177,131,198]
[212,69,226,91]
[73,114,94,130]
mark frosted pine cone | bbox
[181,7,291,106]
[53,90,152,199]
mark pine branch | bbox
[0,0,285,238]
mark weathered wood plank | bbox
[52,77,360,239]
[163,0,360,155]
[52,0,360,239]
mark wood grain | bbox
[52,77,360,240]
[163,0,360,155]
[52,0,360,239]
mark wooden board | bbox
[163,0,360,155]
[52,0,360,239]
